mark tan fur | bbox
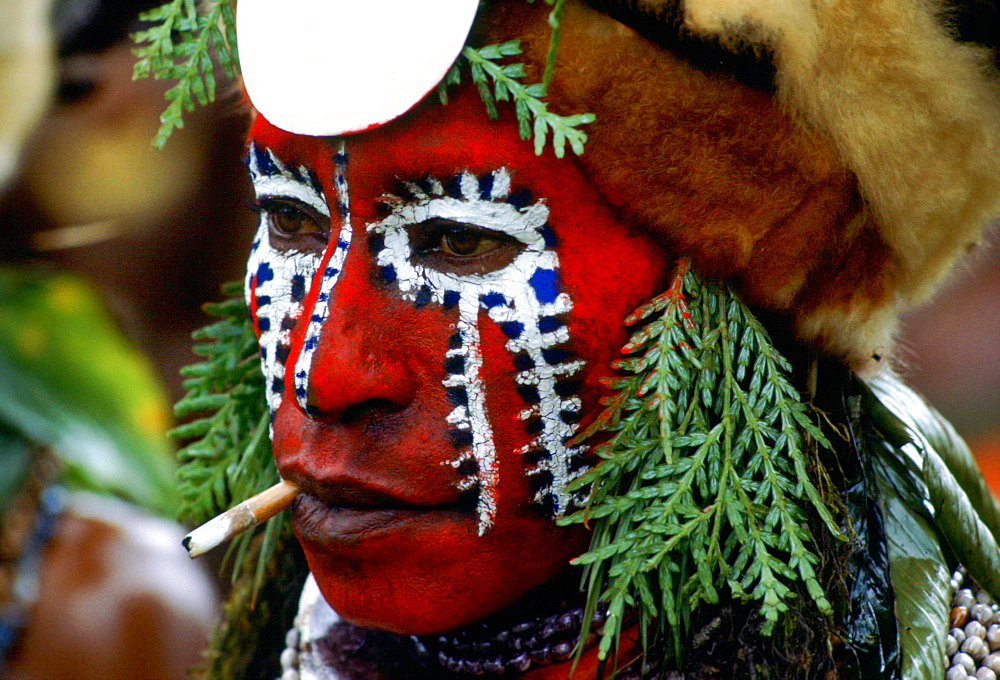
[481,0,1000,372]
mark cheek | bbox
[561,228,674,407]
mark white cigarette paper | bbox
[183,479,300,558]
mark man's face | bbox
[245,84,672,635]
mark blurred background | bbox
[0,0,1000,677]
[3,0,996,483]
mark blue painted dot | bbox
[415,285,432,309]
[537,224,558,248]
[307,171,324,196]
[479,173,495,199]
[290,274,306,302]
[445,355,465,375]
[310,315,324,323]
[449,429,474,447]
[255,261,274,285]
[455,456,479,475]
[255,146,276,176]
[447,386,469,406]
[480,291,507,309]
[443,290,460,308]
[380,265,397,283]
[538,316,562,333]
[507,187,532,209]
[500,321,524,338]
[542,347,570,365]
[555,379,580,397]
[447,173,464,198]
[257,317,271,332]
[529,269,560,304]
[513,354,535,371]
[325,267,339,277]
[304,336,318,351]
[524,447,549,465]
[449,332,463,349]
[517,385,540,403]
[257,295,271,307]
[275,345,291,363]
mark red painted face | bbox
[245,83,673,635]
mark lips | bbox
[290,481,470,547]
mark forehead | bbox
[247,87,586,208]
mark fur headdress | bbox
[479,0,1000,372]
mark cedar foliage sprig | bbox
[436,39,595,158]
[560,261,845,667]
[132,0,594,156]
[132,0,239,149]
[169,282,280,588]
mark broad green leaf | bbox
[874,478,949,680]
[0,266,176,514]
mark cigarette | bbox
[183,480,300,558]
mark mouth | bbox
[290,482,473,546]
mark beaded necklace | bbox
[0,453,64,671]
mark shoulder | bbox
[6,492,219,680]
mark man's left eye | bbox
[408,218,523,274]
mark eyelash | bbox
[254,196,329,240]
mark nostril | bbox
[339,398,407,426]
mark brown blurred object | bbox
[4,493,219,680]
[1,0,257,675]
[0,33,257,401]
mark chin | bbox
[300,527,592,635]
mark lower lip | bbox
[292,493,445,547]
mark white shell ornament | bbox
[237,0,480,137]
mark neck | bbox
[518,623,646,680]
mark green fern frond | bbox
[456,41,595,158]
[170,282,281,590]
[131,0,239,149]
[134,0,593,156]
[560,261,845,669]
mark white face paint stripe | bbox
[368,170,590,532]
[293,141,352,414]
[245,143,326,427]
[245,155,593,534]
[451,295,498,533]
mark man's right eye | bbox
[257,196,328,242]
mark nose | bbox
[292,247,420,423]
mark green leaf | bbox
[873,467,950,680]
[132,0,240,149]
[560,260,844,669]
[0,266,177,514]
[446,42,595,157]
